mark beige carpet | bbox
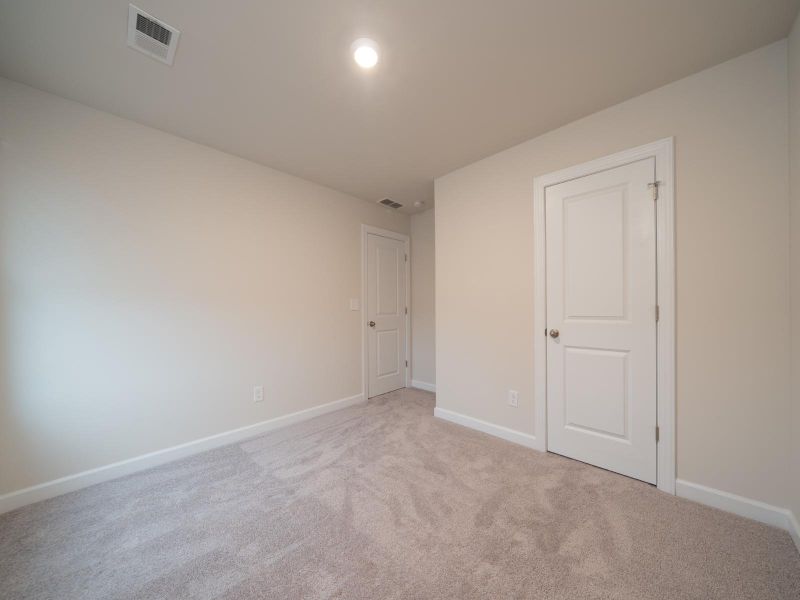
[1,387,798,599]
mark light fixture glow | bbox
[352,38,379,69]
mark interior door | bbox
[545,158,657,483]
[367,232,407,398]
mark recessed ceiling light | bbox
[351,38,379,69]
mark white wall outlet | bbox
[253,385,264,403]
[507,390,519,407]
[349,298,360,311]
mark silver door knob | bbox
[549,329,559,339]
[369,321,376,328]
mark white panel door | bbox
[367,233,407,398]
[545,158,657,483]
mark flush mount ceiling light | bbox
[351,38,379,69]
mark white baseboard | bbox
[676,479,800,553]
[411,380,436,393]
[433,406,543,451]
[788,511,800,554]
[0,392,365,515]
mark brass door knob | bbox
[369,321,376,328]
[549,329,560,339]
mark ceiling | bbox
[1,1,798,213]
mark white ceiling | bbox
[1,1,798,213]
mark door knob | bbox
[369,321,376,328]
[549,329,560,339]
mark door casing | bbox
[532,138,676,494]
[361,224,411,399]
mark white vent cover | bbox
[127,4,180,65]
[379,198,403,209]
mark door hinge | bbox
[404,253,408,262]
[405,360,408,367]
[648,181,661,201]
[655,305,660,322]
[655,425,660,443]
[405,307,408,315]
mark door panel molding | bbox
[533,138,675,494]
[361,225,410,399]
[545,158,657,483]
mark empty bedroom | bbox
[1,1,800,598]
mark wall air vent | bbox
[127,4,180,65]
[379,198,403,209]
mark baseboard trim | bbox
[433,407,542,451]
[411,380,436,393]
[788,510,800,554]
[676,479,800,553]
[0,392,365,515]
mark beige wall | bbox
[410,209,435,386]
[789,14,800,522]
[0,77,409,496]
[435,41,792,508]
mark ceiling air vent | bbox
[127,4,180,65]
[379,198,403,209]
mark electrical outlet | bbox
[507,390,519,407]
[253,386,264,403]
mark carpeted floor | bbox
[1,388,798,599]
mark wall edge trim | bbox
[676,479,800,554]
[433,406,543,451]
[0,392,366,515]
[410,380,436,392]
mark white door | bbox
[366,232,407,398]
[545,158,657,483]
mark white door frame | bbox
[532,138,676,494]
[361,224,411,399]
